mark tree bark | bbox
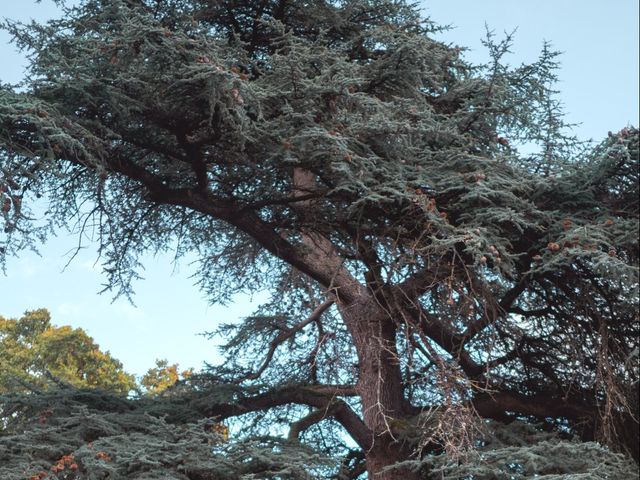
[365,441,417,480]
[339,296,421,480]
[243,167,423,476]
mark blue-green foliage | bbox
[0,0,637,477]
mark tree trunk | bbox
[339,296,422,480]
[364,439,420,480]
[292,168,422,477]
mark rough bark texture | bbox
[294,165,416,476]
[338,297,418,479]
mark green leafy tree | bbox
[140,358,194,396]
[0,0,637,478]
[0,309,135,394]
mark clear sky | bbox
[1,1,638,377]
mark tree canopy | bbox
[140,358,194,396]
[0,308,135,394]
[0,0,638,478]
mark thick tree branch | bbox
[107,155,363,302]
[393,263,451,299]
[391,289,482,377]
[462,279,528,343]
[417,311,481,377]
[238,192,324,213]
[200,384,371,450]
[288,405,337,441]
[472,390,595,422]
[291,167,365,303]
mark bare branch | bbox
[239,298,335,382]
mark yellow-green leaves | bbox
[0,309,135,394]
[140,358,193,396]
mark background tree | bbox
[140,358,193,395]
[0,0,637,478]
[0,309,135,394]
[0,314,236,479]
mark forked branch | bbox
[238,298,335,382]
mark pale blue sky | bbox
[1,1,638,376]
